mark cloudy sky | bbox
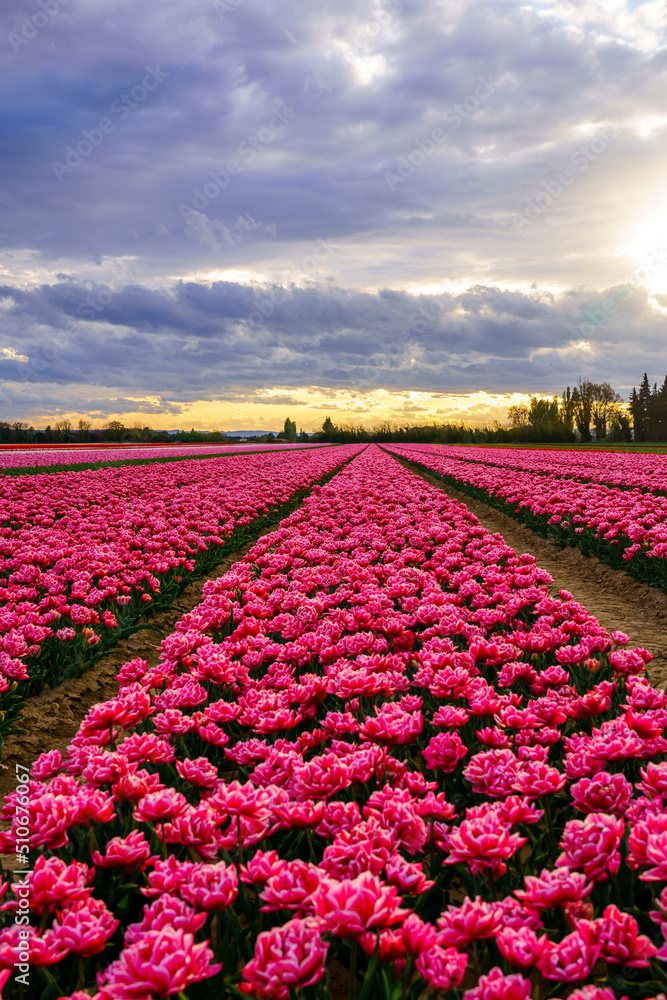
[1,0,666,431]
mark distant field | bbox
[0,441,329,475]
[451,440,667,452]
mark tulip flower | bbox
[242,917,328,998]
[97,928,221,997]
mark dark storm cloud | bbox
[1,275,665,399]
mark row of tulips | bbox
[4,443,667,1000]
[0,445,360,747]
[0,444,328,474]
[420,446,667,495]
[384,444,667,593]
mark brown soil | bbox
[0,532,275,798]
[393,455,667,685]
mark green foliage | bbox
[0,421,37,443]
[630,372,667,442]
[279,417,298,442]
[315,414,573,445]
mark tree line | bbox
[0,419,230,445]
[0,418,253,445]
[0,416,311,446]
[3,373,667,445]
[506,379,629,443]
[630,373,667,442]
[314,376,663,445]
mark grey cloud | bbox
[0,275,665,402]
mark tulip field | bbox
[4,443,667,1000]
[396,445,667,493]
[0,445,359,745]
[0,443,328,474]
[385,444,667,592]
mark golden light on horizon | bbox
[30,387,540,435]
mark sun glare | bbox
[630,209,667,293]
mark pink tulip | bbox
[494,896,544,932]
[581,904,657,966]
[443,813,526,875]
[315,800,362,838]
[416,945,467,990]
[384,853,434,895]
[312,872,409,937]
[134,788,188,823]
[97,928,221,997]
[556,812,624,881]
[537,931,600,981]
[18,792,79,850]
[401,913,438,954]
[513,761,567,798]
[124,894,207,945]
[179,861,239,910]
[141,856,197,898]
[463,967,531,1000]
[0,925,68,968]
[30,749,64,780]
[161,802,221,859]
[496,926,545,969]
[242,917,328,998]
[567,988,618,1000]
[260,861,324,913]
[437,896,500,947]
[422,731,468,771]
[175,756,219,788]
[91,830,158,872]
[514,867,592,909]
[239,849,288,886]
[22,855,93,915]
[570,771,633,815]
[53,898,119,957]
